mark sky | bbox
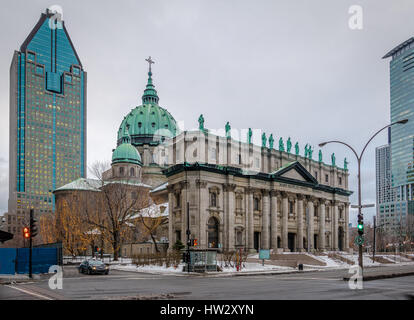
[1,0,414,226]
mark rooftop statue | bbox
[225,122,231,138]
[287,137,292,153]
[198,114,204,131]
[304,144,309,158]
[331,153,336,167]
[344,157,349,170]
[319,149,323,163]
[295,142,299,155]
[269,134,274,149]
[279,137,285,152]
[308,146,313,159]
[248,128,253,144]
[262,133,267,148]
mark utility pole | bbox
[372,216,376,262]
[186,202,190,273]
[29,208,33,279]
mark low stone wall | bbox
[269,254,326,266]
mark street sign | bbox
[354,235,364,246]
[259,249,270,260]
[351,204,375,208]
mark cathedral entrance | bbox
[288,233,295,252]
[208,217,219,248]
[338,227,344,251]
[254,232,261,252]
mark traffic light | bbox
[30,216,38,238]
[193,239,198,247]
[23,227,30,239]
[357,221,364,235]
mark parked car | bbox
[78,260,109,275]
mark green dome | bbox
[112,137,142,165]
[117,69,179,146]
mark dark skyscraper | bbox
[8,9,87,225]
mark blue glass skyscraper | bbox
[8,9,87,223]
[381,37,414,230]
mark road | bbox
[1,265,414,300]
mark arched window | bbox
[119,167,124,176]
[130,167,135,177]
[208,217,219,248]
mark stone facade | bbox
[149,130,352,253]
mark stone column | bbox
[281,193,289,251]
[333,201,339,251]
[247,188,254,251]
[167,186,175,251]
[319,200,326,251]
[344,202,350,251]
[261,189,270,250]
[224,183,236,251]
[297,195,304,251]
[307,198,314,251]
[270,190,279,250]
[180,181,188,242]
[196,179,208,249]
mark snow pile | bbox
[112,263,185,274]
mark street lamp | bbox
[319,119,408,274]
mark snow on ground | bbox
[313,255,348,268]
[111,262,294,274]
[340,254,381,266]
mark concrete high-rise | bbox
[8,9,87,229]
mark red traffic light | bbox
[23,227,30,239]
[194,239,198,247]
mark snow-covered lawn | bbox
[111,262,294,275]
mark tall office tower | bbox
[8,9,87,228]
[375,144,404,232]
[383,38,414,231]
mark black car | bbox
[78,260,109,275]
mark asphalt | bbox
[1,264,414,300]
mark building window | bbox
[131,192,138,200]
[130,167,135,177]
[325,174,329,183]
[175,193,181,208]
[289,201,294,215]
[254,197,260,211]
[211,148,216,161]
[339,208,343,219]
[210,192,217,207]
[315,171,318,180]
[119,167,124,176]
[236,231,243,246]
[236,196,243,210]
[338,177,342,185]
[326,207,330,218]
[238,154,242,165]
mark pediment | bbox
[272,161,318,185]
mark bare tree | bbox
[84,161,150,260]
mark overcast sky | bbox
[1,0,413,225]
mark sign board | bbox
[259,249,270,260]
[354,235,364,246]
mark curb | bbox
[343,271,414,282]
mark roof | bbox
[128,203,169,219]
[54,178,152,193]
[383,37,414,59]
[150,182,168,193]
[112,142,142,165]
[54,178,102,192]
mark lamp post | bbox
[319,119,408,274]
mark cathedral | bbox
[59,58,353,253]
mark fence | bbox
[0,247,61,275]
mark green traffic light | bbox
[357,223,363,230]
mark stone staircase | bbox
[327,252,353,265]
[370,256,394,264]
[268,253,327,267]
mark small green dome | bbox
[117,69,178,145]
[112,137,142,165]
